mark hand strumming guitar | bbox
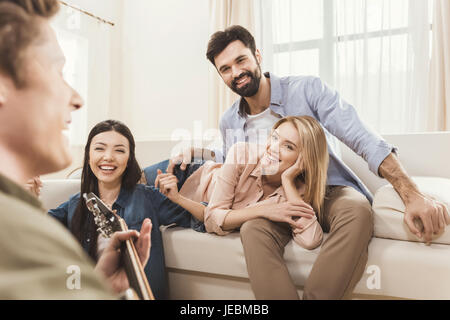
[95,218,152,294]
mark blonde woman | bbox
[155,116,329,250]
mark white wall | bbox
[119,0,211,141]
[64,0,123,23]
[63,0,125,131]
[44,0,124,179]
[64,0,211,142]
[45,0,211,179]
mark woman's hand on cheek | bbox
[282,156,304,183]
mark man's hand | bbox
[166,147,215,173]
[25,176,43,197]
[404,192,450,244]
[95,218,152,294]
[379,153,450,245]
[167,147,194,174]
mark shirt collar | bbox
[267,72,283,107]
[0,173,44,211]
[113,186,134,209]
[250,162,263,179]
[249,161,286,199]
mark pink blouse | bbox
[179,142,323,250]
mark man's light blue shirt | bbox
[215,72,397,203]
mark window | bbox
[50,5,114,146]
[52,24,89,146]
[271,0,433,134]
[272,0,325,79]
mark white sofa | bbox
[40,132,450,300]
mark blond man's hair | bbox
[273,116,329,223]
[0,0,60,87]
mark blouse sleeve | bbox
[204,142,248,235]
[291,216,323,250]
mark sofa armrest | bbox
[40,179,80,211]
[373,176,450,244]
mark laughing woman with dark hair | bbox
[48,120,190,300]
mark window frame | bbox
[272,0,433,87]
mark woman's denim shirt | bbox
[48,184,168,300]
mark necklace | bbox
[99,186,120,210]
[100,196,117,210]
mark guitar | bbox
[83,192,155,300]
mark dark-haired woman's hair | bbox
[71,120,142,261]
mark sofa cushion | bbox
[161,225,322,287]
[162,226,450,299]
[38,178,450,299]
[372,177,450,244]
[40,179,80,211]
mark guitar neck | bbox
[118,219,155,300]
[83,192,155,300]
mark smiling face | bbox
[0,19,83,176]
[214,40,262,97]
[261,121,302,176]
[88,131,130,187]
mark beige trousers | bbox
[240,186,374,300]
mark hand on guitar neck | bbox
[94,218,152,297]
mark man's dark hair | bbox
[206,25,256,67]
[0,0,60,87]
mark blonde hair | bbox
[272,116,329,223]
[0,0,60,87]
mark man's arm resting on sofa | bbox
[166,147,216,173]
[378,152,450,244]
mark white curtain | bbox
[208,0,256,128]
[428,0,450,131]
[266,0,433,134]
[51,5,114,145]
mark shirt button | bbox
[87,238,91,243]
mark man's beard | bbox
[230,66,262,97]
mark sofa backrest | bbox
[341,132,450,194]
[133,132,450,195]
[41,132,450,209]
[40,179,80,211]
